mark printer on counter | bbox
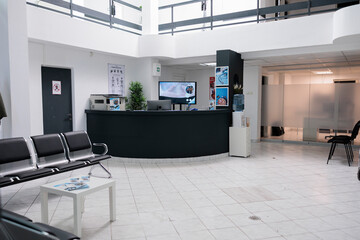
[90,94,126,111]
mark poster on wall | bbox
[209,77,215,110]
[215,87,229,106]
[108,64,125,96]
[215,66,229,86]
[52,81,61,95]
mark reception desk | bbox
[85,109,231,158]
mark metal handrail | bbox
[27,0,142,35]
[159,0,358,35]
[113,0,142,11]
[159,0,204,10]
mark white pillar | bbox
[243,65,262,142]
[0,0,31,138]
[133,58,160,101]
[142,0,158,35]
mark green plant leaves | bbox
[126,81,147,110]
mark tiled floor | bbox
[1,142,360,240]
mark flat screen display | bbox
[159,81,196,104]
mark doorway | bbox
[41,66,73,134]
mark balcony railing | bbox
[27,0,142,35]
[159,0,358,35]
[26,0,358,36]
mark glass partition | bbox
[337,84,360,130]
[261,85,283,127]
[283,84,309,128]
[308,84,336,130]
[262,66,360,144]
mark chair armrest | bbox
[92,143,108,155]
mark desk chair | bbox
[326,120,360,166]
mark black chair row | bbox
[0,209,79,240]
[0,131,111,188]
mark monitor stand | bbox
[172,104,182,111]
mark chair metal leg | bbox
[347,143,353,163]
[331,143,337,158]
[88,162,112,178]
[99,162,112,178]
[349,143,354,162]
[328,143,337,163]
[327,143,335,164]
[344,144,351,166]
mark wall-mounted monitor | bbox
[159,81,196,104]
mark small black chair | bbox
[326,120,360,166]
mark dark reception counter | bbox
[85,109,231,158]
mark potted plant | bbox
[126,81,147,110]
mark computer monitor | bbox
[147,100,172,110]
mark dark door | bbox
[41,67,73,134]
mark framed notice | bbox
[108,64,125,96]
[52,81,61,95]
[215,66,229,86]
[215,87,229,106]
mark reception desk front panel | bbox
[85,110,231,158]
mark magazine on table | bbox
[54,176,90,191]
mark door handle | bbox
[66,113,72,121]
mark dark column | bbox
[216,50,244,110]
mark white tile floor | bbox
[1,142,360,240]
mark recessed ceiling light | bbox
[312,70,333,75]
[199,62,216,67]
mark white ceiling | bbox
[160,50,360,72]
[257,50,360,72]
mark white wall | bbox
[244,65,262,141]
[131,57,160,101]
[333,4,360,44]
[28,42,140,135]
[27,5,139,58]
[142,11,335,59]
[27,2,346,61]
[0,0,31,138]
[185,69,214,109]
[25,3,360,61]
[160,66,214,110]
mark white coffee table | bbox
[40,175,116,237]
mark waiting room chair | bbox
[61,131,112,178]
[30,134,87,171]
[326,120,360,166]
[0,209,79,240]
[0,137,54,183]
